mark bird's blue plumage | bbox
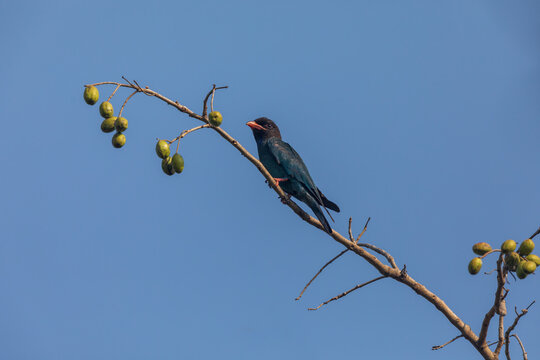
[247,117,339,234]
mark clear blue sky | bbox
[1,1,539,359]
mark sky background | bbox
[1,1,539,359]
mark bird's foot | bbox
[279,194,291,204]
[265,177,289,188]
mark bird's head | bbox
[246,117,282,142]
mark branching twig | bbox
[307,276,387,310]
[505,301,535,360]
[432,334,464,350]
[202,84,228,118]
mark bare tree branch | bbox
[307,276,387,310]
[478,254,507,349]
[494,314,505,356]
[85,79,536,360]
[432,334,464,350]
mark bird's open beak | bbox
[246,121,265,131]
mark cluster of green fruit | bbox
[469,239,539,279]
[84,86,128,148]
[156,140,184,176]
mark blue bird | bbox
[246,117,340,233]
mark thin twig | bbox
[295,249,349,301]
[210,86,216,112]
[480,249,502,259]
[505,301,535,359]
[529,226,540,240]
[357,242,398,269]
[511,334,527,360]
[355,217,371,243]
[432,334,464,350]
[117,90,139,118]
[506,301,535,337]
[106,84,121,102]
[202,85,227,118]
[307,276,387,310]
[167,124,211,145]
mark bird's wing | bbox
[267,138,324,205]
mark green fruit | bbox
[112,132,126,148]
[505,252,521,267]
[100,117,117,133]
[522,260,537,274]
[208,111,223,127]
[518,239,535,256]
[172,153,184,173]
[468,258,482,275]
[473,242,492,255]
[501,240,517,253]
[155,140,170,159]
[161,156,175,176]
[84,86,99,105]
[114,117,128,132]
[526,254,540,266]
[516,261,528,279]
[99,101,114,118]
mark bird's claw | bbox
[279,194,291,204]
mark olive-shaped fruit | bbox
[516,265,527,280]
[501,240,517,253]
[114,117,128,132]
[505,252,520,267]
[101,117,117,133]
[518,239,535,256]
[172,153,184,173]
[208,111,223,127]
[516,261,528,279]
[522,260,537,274]
[99,101,114,118]
[155,140,170,159]
[468,258,482,275]
[161,156,175,176]
[84,86,99,105]
[526,254,540,266]
[473,242,492,255]
[112,132,126,148]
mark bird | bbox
[246,117,340,234]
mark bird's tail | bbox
[311,203,333,234]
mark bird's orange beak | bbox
[246,121,265,131]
